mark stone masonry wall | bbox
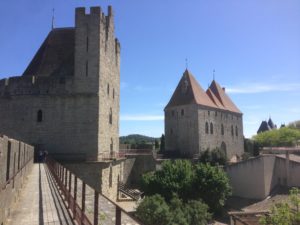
[165,104,244,159]
[0,135,34,225]
[0,6,120,161]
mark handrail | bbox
[46,157,143,225]
[1,154,33,190]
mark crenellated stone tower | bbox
[0,6,120,162]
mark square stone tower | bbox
[0,6,120,162]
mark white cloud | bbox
[121,114,164,121]
[226,83,300,94]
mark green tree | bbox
[141,160,194,201]
[199,148,227,166]
[260,188,300,225]
[141,160,231,215]
[160,134,165,151]
[136,194,211,225]
[155,139,159,149]
[193,163,231,213]
[136,194,171,225]
[253,127,300,147]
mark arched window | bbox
[210,123,213,134]
[231,125,234,136]
[235,126,238,136]
[221,124,224,135]
[109,108,112,124]
[205,122,209,134]
[107,83,110,95]
[37,110,43,122]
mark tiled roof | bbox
[23,28,75,77]
[208,80,242,114]
[257,121,271,133]
[165,70,242,114]
[165,70,216,109]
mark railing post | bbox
[68,172,72,208]
[73,176,77,220]
[116,206,121,225]
[61,167,65,184]
[94,190,99,225]
[65,169,68,187]
[81,182,86,225]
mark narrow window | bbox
[113,88,115,99]
[221,124,224,135]
[107,83,110,95]
[181,109,184,116]
[205,122,209,134]
[86,61,88,77]
[208,111,210,116]
[37,110,43,122]
[13,152,16,188]
[231,125,234,136]
[210,122,213,134]
[6,141,11,182]
[215,111,217,116]
[235,126,238,136]
[172,110,175,117]
[170,128,173,135]
[109,108,112,124]
[86,36,89,52]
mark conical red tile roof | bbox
[165,70,216,109]
[165,70,242,115]
[208,80,242,114]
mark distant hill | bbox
[120,134,159,144]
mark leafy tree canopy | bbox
[136,194,211,225]
[253,127,300,147]
[141,160,231,214]
[260,188,300,225]
[199,148,227,166]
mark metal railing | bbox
[46,157,143,225]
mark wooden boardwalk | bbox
[7,164,75,225]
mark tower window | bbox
[86,36,89,52]
[235,126,238,136]
[37,110,43,122]
[85,61,88,77]
[221,124,224,135]
[107,83,110,95]
[208,111,210,116]
[210,123,213,134]
[170,128,173,135]
[205,122,209,134]
[172,110,175,117]
[215,111,217,116]
[181,109,184,116]
[231,125,234,136]
[109,108,112,125]
[113,88,115,99]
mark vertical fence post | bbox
[94,190,99,225]
[81,182,86,225]
[68,172,72,208]
[73,176,77,220]
[65,169,68,187]
[116,206,121,225]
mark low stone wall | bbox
[64,159,125,201]
[0,135,34,225]
[226,154,300,200]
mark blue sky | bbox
[0,0,299,138]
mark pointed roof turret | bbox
[257,120,272,134]
[268,118,275,129]
[208,80,242,114]
[165,70,216,109]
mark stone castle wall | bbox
[0,135,34,225]
[165,104,244,159]
[0,6,120,161]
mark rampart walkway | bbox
[7,164,74,225]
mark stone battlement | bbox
[0,75,74,97]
